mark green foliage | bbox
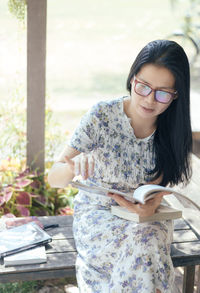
[0,162,77,217]
[0,83,65,164]
[45,107,66,163]
[170,0,200,23]
[0,280,40,293]
[0,89,26,161]
[0,50,75,218]
[8,0,27,22]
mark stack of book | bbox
[0,222,52,266]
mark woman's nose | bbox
[145,91,155,104]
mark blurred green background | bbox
[0,0,197,140]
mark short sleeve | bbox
[68,103,101,153]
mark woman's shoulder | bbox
[90,96,128,117]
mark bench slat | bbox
[174,218,190,230]
[0,252,76,283]
[48,226,73,239]
[0,267,76,283]
[173,230,199,243]
[46,239,76,253]
[0,251,77,274]
[171,241,200,257]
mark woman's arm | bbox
[48,146,95,188]
[48,146,80,188]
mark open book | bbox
[70,181,183,222]
[70,181,180,203]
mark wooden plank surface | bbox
[0,252,76,283]
[0,214,200,283]
[39,215,73,226]
[173,230,199,243]
[48,227,73,239]
[0,251,76,274]
[173,154,200,208]
[0,216,77,283]
[174,218,190,230]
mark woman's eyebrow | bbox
[137,76,174,90]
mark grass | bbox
[0,277,78,293]
[0,281,40,293]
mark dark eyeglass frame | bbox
[133,78,178,104]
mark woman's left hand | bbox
[108,191,169,217]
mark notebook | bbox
[0,222,52,258]
[4,246,47,266]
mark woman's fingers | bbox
[64,156,74,165]
[72,153,95,179]
[108,193,139,213]
[80,155,87,179]
[88,155,95,177]
[108,193,128,207]
[63,156,76,176]
[74,157,80,176]
[146,191,169,207]
[108,191,168,217]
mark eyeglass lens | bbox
[135,82,172,104]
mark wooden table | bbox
[0,216,76,283]
[0,215,200,293]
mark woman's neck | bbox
[124,98,157,139]
[130,116,156,139]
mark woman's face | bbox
[130,64,176,120]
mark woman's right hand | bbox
[65,153,95,180]
[48,146,95,188]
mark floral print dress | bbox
[69,97,174,293]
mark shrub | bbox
[0,159,77,217]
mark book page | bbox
[70,181,134,201]
[132,184,174,204]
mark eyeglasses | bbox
[133,78,177,104]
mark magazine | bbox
[70,181,177,203]
[0,222,52,258]
[70,181,183,222]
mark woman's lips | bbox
[141,106,154,113]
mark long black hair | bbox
[126,39,192,186]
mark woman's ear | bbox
[130,77,134,85]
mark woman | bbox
[48,40,192,292]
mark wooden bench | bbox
[0,155,200,292]
[0,214,200,293]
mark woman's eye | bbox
[139,84,150,91]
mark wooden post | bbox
[183,265,195,293]
[27,0,47,172]
[197,265,200,293]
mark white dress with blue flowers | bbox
[69,97,174,293]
